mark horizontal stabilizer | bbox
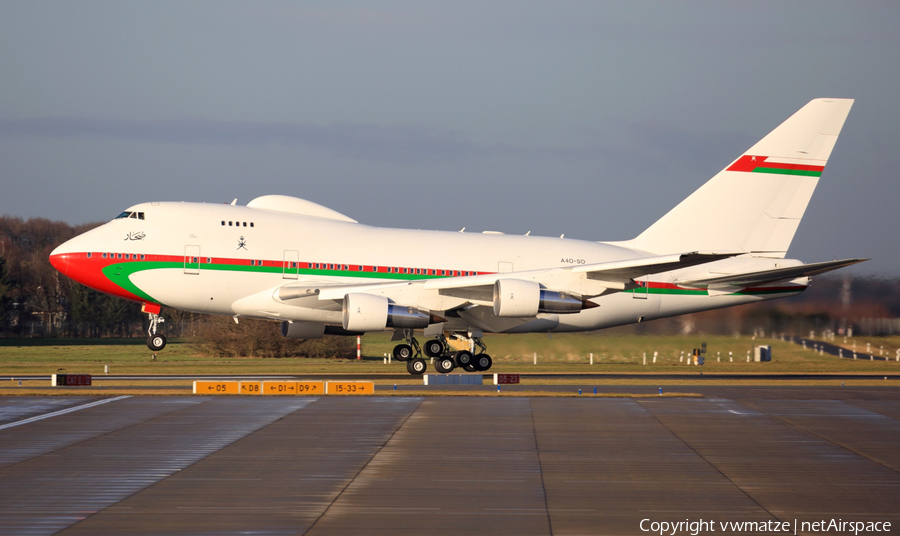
[675,258,867,289]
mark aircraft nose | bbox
[49,242,71,275]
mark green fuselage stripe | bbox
[102,261,803,305]
[752,167,822,177]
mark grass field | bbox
[1,332,898,377]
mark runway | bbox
[1,390,899,535]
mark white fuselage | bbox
[50,200,804,335]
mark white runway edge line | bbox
[0,396,131,431]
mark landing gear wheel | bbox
[435,356,456,373]
[455,350,474,368]
[393,344,413,362]
[474,354,492,371]
[423,339,444,358]
[463,363,477,372]
[407,357,427,375]
[147,334,167,352]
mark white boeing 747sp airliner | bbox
[50,98,864,375]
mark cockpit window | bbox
[115,211,145,220]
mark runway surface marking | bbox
[0,397,316,536]
[0,396,130,431]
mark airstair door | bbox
[184,245,200,275]
[283,250,299,279]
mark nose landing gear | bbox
[146,312,166,351]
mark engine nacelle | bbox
[281,321,326,339]
[493,279,586,317]
[493,279,540,317]
[342,293,389,332]
[342,293,431,332]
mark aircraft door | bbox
[283,250,299,279]
[632,276,648,299]
[184,245,200,275]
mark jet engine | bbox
[342,293,431,332]
[492,279,586,317]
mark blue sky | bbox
[1,1,898,274]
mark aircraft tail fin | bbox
[630,98,854,258]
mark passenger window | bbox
[117,253,122,259]
[221,221,225,226]
[140,254,145,260]
[87,252,92,258]
[207,258,212,263]
[229,221,233,226]
[250,222,254,227]
[243,222,247,227]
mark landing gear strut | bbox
[394,329,427,374]
[147,313,166,352]
[392,329,421,362]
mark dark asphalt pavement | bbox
[1,389,899,535]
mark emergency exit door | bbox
[283,250,299,279]
[184,245,200,275]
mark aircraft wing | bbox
[418,251,740,299]
[276,251,745,307]
[568,252,740,286]
[674,258,867,290]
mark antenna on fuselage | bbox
[230,198,238,205]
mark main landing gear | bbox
[392,330,493,376]
[390,330,427,375]
[146,312,167,352]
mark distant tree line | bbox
[1,215,898,344]
[0,216,145,338]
